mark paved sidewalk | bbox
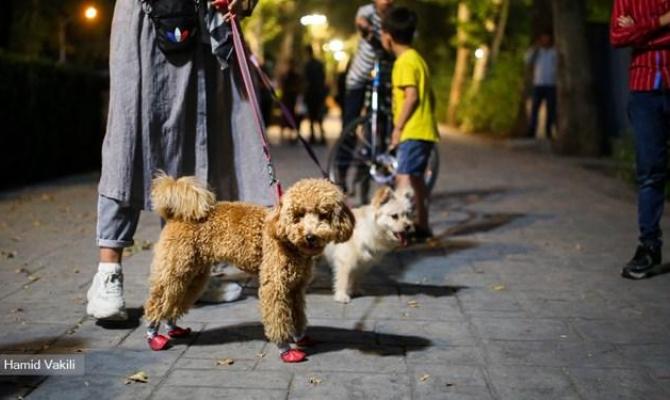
[1,130,669,400]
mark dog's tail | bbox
[151,171,216,222]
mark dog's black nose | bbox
[306,234,317,245]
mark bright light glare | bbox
[300,14,327,26]
[325,39,344,52]
[474,47,485,59]
[334,51,347,62]
[84,6,98,20]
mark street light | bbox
[58,4,99,64]
[84,6,99,21]
[300,14,327,27]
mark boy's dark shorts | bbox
[396,140,435,176]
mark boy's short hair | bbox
[381,7,417,45]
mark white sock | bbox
[277,342,291,353]
[98,262,122,274]
[146,321,160,338]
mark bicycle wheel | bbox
[425,145,439,194]
[327,116,374,203]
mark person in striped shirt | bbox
[610,0,670,279]
[336,0,394,193]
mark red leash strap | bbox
[226,4,283,201]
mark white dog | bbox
[323,186,414,303]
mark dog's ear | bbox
[371,186,393,208]
[266,202,285,239]
[333,203,355,243]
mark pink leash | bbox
[227,5,283,201]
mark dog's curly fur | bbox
[144,173,354,345]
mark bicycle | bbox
[327,58,439,205]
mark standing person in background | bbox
[525,33,557,139]
[86,0,273,322]
[611,0,670,280]
[526,33,557,139]
[279,58,302,144]
[303,45,327,144]
[336,0,394,192]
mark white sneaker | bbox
[86,263,128,320]
[198,276,243,303]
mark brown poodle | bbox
[144,173,354,362]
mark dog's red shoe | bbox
[295,335,316,347]
[147,334,170,351]
[167,326,192,338]
[280,348,307,363]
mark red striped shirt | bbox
[610,0,670,91]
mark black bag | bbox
[143,0,200,55]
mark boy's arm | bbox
[610,0,670,48]
[390,86,419,150]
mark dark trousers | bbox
[629,91,670,248]
[528,85,557,138]
[335,87,367,186]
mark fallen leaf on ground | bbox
[419,373,430,382]
[407,300,419,308]
[490,284,505,292]
[27,275,40,282]
[41,194,55,202]
[2,250,17,259]
[216,358,234,366]
[256,352,266,359]
[125,371,149,384]
[11,308,23,313]
[308,376,322,385]
[15,267,28,274]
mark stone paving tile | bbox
[409,364,494,400]
[486,365,581,400]
[256,344,407,373]
[26,374,155,400]
[483,339,628,368]
[376,320,473,347]
[405,345,485,366]
[566,367,669,400]
[149,386,287,400]
[162,369,291,390]
[287,372,411,400]
[0,322,72,353]
[572,319,668,344]
[471,317,575,341]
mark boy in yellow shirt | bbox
[381,7,440,241]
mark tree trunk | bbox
[446,2,471,126]
[533,0,553,37]
[490,0,510,64]
[551,0,602,156]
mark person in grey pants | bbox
[87,0,272,321]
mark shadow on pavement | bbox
[193,322,431,355]
[94,307,143,330]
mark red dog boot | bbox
[147,334,170,351]
[280,348,307,363]
[167,326,192,338]
[295,335,316,348]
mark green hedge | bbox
[0,53,107,189]
[457,53,525,136]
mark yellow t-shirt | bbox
[392,48,440,143]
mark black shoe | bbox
[410,227,434,244]
[621,244,662,280]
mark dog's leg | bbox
[333,260,353,304]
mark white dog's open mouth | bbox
[394,232,409,247]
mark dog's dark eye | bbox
[391,214,399,220]
[319,212,330,221]
[294,211,305,222]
